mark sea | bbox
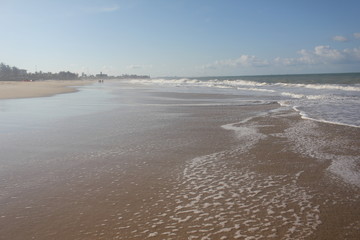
[129,72,360,128]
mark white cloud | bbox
[343,47,360,60]
[314,45,344,62]
[203,45,360,71]
[202,55,269,70]
[293,45,360,64]
[332,35,348,42]
[354,33,360,39]
[274,45,360,66]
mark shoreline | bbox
[0,80,95,99]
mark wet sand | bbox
[0,80,94,99]
[0,85,359,239]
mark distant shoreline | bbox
[0,80,94,100]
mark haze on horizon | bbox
[1,0,360,77]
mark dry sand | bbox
[0,80,94,99]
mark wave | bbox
[280,93,342,100]
[305,84,360,91]
[219,79,268,87]
[278,83,360,92]
[126,77,360,128]
[130,78,360,93]
[292,106,360,128]
[306,95,328,100]
[129,78,199,85]
[281,92,306,99]
[236,87,275,93]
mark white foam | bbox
[277,82,360,92]
[236,87,276,93]
[148,232,158,237]
[302,84,360,92]
[328,158,360,187]
[172,146,322,238]
[293,106,360,129]
[281,92,305,99]
[281,119,360,187]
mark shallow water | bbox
[0,81,359,239]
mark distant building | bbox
[96,72,108,78]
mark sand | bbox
[0,80,94,99]
[0,85,359,239]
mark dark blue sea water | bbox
[129,73,360,127]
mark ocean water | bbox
[129,73,360,128]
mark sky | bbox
[1,0,360,77]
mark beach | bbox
[0,80,94,99]
[0,80,359,239]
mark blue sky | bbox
[1,0,360,77]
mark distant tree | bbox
[58,71,78,80]
[0,62,80,81]
[0,62,149,81]
[0,63,27,81]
